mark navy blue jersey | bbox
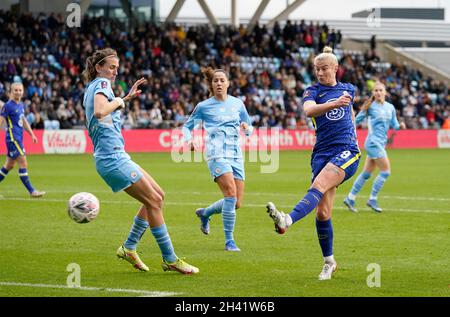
[303,82,358,152]
[0,100,25,144]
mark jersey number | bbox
[340,151,351,159]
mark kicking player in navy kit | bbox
[0,82,45,197]
[266,47,361,280]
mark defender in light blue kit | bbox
[83,48,198,274]
[344,81,405,213]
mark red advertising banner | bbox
[0,129,442,155]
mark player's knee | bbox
[222,185,237,197]
[362,171,372,179]
[146,194,164,212]
[311,179,328,193]
[316,209,331,221]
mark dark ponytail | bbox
[82,48,118,83]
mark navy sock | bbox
[289,188,323,224]
[18,168,35,193]
[316,218,334,257]
[0,167,9,182]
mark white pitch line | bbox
[1,197,449,214]
[1,190,450,202]
[0,281,179,297]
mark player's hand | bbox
[240,122,253,136]
[124,77,147,102]
[241,122,249,130]
[400,121,406,129]
[334,93,352,107]
[32,135,38,144]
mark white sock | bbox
[324,255,335,264]
[348,193,356,200]
[369,195,377,201]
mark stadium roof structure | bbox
[165,0,307,32]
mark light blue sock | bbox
[222,197,237,243]
[18,168,35,193]
[0,167,9,182]
[203,199,224,218]
[370,171,390,200]
[350,171,371,198]
[124,216,149,251]
[150,224,177,263]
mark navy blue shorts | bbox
[6,141,25,159]
[311,146,361,184]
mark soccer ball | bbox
[67,192,100,223]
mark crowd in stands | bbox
[0,10,448,131]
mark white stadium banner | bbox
[437,130,450,148]
[43,130,87,154]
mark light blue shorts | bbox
[365,142,387,159]
[207,158,245,181]
[95,152,143,192]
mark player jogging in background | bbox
[182,67,253,252]
[0,82,45,197]
[82,48,198,274]
[344,81,405,213]
[265,46,361,280]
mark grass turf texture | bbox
[0,149,449,297]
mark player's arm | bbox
[303,94,352,117]
[182,105,202,151]
[94,93,125,119]
[391,107,405,130]
[22,115,38,143]
[239,102,253,136]
[94,78,146,119]
[0,115,4,128]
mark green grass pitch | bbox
[0,149,449,297]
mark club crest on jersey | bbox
[101,81,107,89]
[325,98,345,120]
[131,171,137,179]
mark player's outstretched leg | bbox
[195,199,224,235]
[266,202,292,234]
[117,214,150,271]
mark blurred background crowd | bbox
[0,10,449,130]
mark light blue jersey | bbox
[182,95,252,161]
[83,77,142,192]
[355,101,400,158]
[83,77,124,157]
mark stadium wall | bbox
[1,129,448,155]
